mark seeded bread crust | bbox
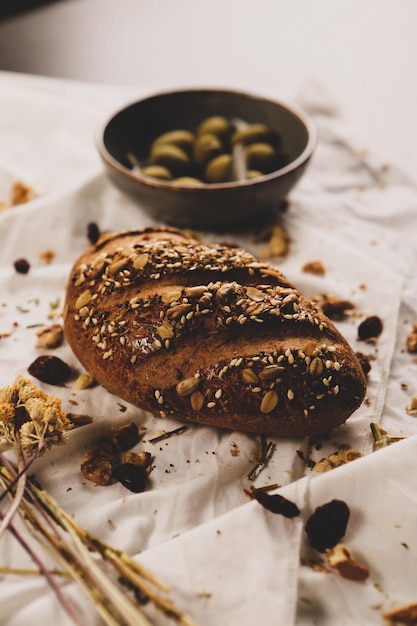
[63,227,366,437]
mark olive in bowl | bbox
[96,88,317,230]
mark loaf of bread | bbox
[63,227,366,437]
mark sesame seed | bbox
[207,401,216,408]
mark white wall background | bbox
[0,0,416,175]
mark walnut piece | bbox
[312,293,355,320]
[326,543,369,581]
[258,224,290,259]
[406,324,417,353]
[74,373,96,389]
[80,422,142,487]
[406,393,417,417]
[313,448,362,472]
[123,450,153,473]
[39,249,55,265]
[80,442,118,486]
[355,351,372,376]
[11,181,34,205]
[383,602,417,625]
[108,422,140,452]
[35,324,64,349]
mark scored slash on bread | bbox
[63,227,366,437]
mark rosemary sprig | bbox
[370,422,408,448]
[149,425,189,443]
[247,435,276,480]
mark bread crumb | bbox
[258,224,290,259]
[302,260,326,276]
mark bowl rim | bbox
[95,86,317,192]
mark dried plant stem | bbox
[0,435,37,538]
[29,480,198,626]
[1,467,198,626]
[16,485,153,626]
[0,499,84,625]
[0,566,68,577]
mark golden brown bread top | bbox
[63,227,366,437]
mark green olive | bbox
[193,133,223,168]
[245,142,277,172]
[140,165,173,181]
[149,143,190,176]
[231,123,272,147]
[173,176,204,187]
[204,154,233,183]
[246,169,264,180]
[196,116,231,142]
[151,129,194,154]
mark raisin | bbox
[87,222,100,245]
[113,463,147,493]
[358,315,383,341]
[14,258,30,274]
[253,490,300,518]
[305,499,350,552]
[355,352,371,375]
[28,355,72,384]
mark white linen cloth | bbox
[0,72,416,625]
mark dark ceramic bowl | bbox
[96,88,317,230]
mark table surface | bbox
[0,0,416,179]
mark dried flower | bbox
[0,375,73,456]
